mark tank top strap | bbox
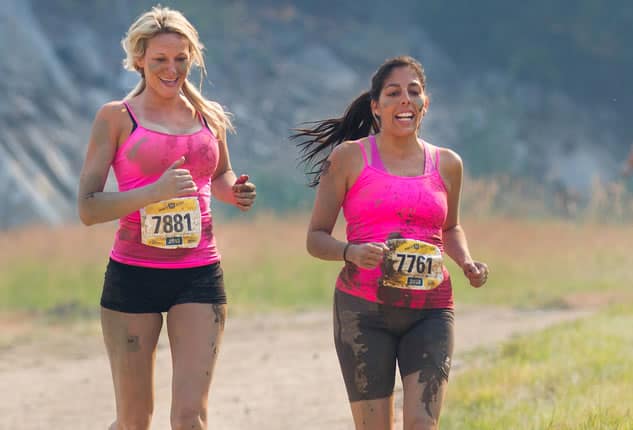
[355,138,369,167]
[369,135,387,171]
[422,140,432,175]
[198,112,211,130]
[421,140,441,175]
[122,101,139,123]
[122,101,138,133]
[434,146,441,171]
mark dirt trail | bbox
[0,305,593,430]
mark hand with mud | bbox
[152,157,197,201]
[345,242,390,269]
[462,261,489,288]
[232,174,256,211]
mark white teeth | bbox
[396,113,414,119]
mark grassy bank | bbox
[1,215,632,317]
[442,303,633,429]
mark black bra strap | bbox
[122,102,138,134]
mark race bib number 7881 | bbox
[140,197,202,249]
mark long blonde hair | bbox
[121,6,234,134]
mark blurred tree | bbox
[413,0,631,109]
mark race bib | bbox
[381,239,444,290]
[140,197,201,249]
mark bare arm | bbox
[439,148,488,287]
[306,142,388,269]
[77,103,197,225]
[210,128,256,211]
[306,145,349,261]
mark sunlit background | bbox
[1,1,632,429]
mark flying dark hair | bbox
[292,55,427,187]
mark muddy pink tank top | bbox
[109,102,220,268]
[335,135,454,309]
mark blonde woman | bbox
[77,6,256,430]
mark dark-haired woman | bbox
[292,56,488,430]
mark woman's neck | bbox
[375,133,421,157]
[140,88,184,110]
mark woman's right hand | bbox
[151,157,198,201]
[346,242,390,269]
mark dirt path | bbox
[0,305,593,430]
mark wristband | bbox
[343,243,352,264]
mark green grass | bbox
[0,262,104,319]
[2,218,633,428]
[442,303,633,429]
[1,217,632,316]
[445,255,631,309]
[223,257,337,313]
[446,218,633,308]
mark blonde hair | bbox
[121,5,234,134]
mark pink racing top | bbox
[109,101,221,268]
[336,135,454,309]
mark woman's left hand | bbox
[233,174,256,211]
[462,260,489,288]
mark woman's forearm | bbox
[307,230,347,261]
[442,224,473,268]
[78,184,157,225]
[210,169,238,205]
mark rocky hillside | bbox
[0,0,627,228]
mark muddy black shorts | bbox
[333,289,454,402]
[100,258,226,313]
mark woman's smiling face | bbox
[137,32,191,98]
[372,66,428,137]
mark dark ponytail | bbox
[292,55,427,187]
[291,91,378,187]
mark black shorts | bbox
[101,258,226,313]
[333,289,454,402]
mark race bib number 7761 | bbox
[381,238,444,290]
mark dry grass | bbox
[2,174,633,316]
[0,213,335,269]
[462,174,633,222]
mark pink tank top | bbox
[335,135,454,309]
[109,102,221,268]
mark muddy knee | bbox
[171,406,207,430]
[405,414,439,430]
[418,355,450,406]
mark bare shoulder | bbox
[93,100,130,129]
[331,139,361,158]
[426,143,463,192]
[437,146,463,173]
[89,101,132,147]
[425,142,462,168]
[328,138,365,172]
[96,100,127,118]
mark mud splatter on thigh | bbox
[211,303,226,330]
[337,308,370,395]
[416,350,451,418]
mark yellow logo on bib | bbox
[381,239,444,290]
[140,197,202,249]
